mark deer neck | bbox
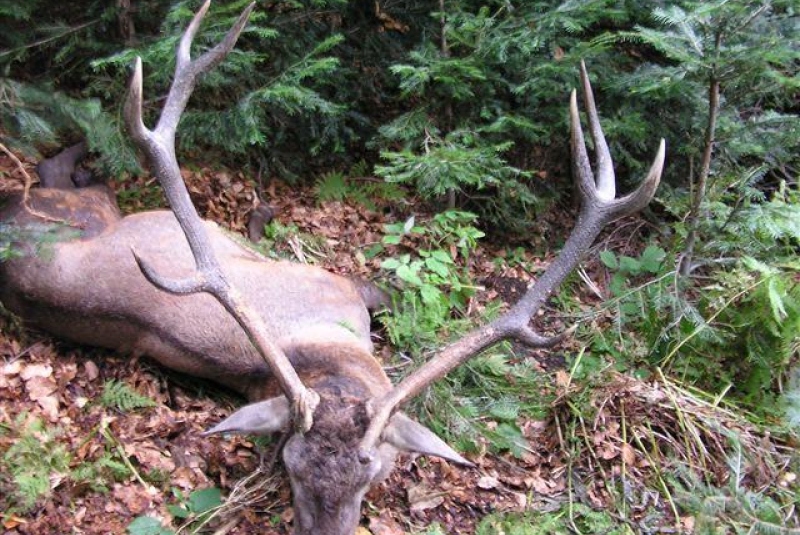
[245,330,390,401]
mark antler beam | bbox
[124,0,319,432]
[359,61,666,460]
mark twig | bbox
[0,19,100,59]
[0,141,70,225]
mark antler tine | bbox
[579,60,615,200]
[570,89,595,203]
[159,0,255,136]
[358,63,666,460]
[123,57,148,146]
[124,2,319,433]
[610,139,665,218]
[176,0,212,71]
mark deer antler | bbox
[124,0,319,432]
[359,61,666,460]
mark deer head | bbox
[123,2,664,534]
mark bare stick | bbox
[0,141,73,225]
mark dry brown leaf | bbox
[2,359,22,376]
[621,443,636,465]
[20,362,53,380]
[124,444,176,473]
[26,375,57,399]
[407,483,445,512]
[113,484,152,515]
[477,475,499,490]
[368,513,405,535]
[84,361,100,381]
[555,369,570,388]
[37,395,60,421]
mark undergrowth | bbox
[0,414,133,513]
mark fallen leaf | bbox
[37,395,60,421]
[369,512,405,535]
[408,483,445,512]
[555,369,570,388]
[20,363,53,380]
[477,475,499,490]
[84,360,100,381]
[621,443,636,465]
[2,360,22,376]
[26,375,57,399]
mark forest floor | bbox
[1,155,796,534]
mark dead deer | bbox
[0,2,665,534]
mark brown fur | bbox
[0,186,384,402]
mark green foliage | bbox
[600,244,666,299]
[476,504,629,535]
[378,211,484,351]
[376,133,526,199]
[89,1,350,180]
[99,380,157,413]
[782,367,800,429]
[672,458,799,534]
[128,487,223,535]
[0,415,133,513]
[408,350,550,459]
[167,486,223,521]
[0,79,137,175]
[593,244,800,411]
[127,516,175,535]
[374,0,641,228]
[314,167,404,209]
[375,209,558,455]
[0,416,71,512]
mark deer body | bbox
[0,186,378,402]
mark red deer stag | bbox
[0,2,665,534]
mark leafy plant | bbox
[314,168,404,209]
[592,243,800,410]
[100,380,157,413]
[378,211,484,351]
[128,487,223,535]
[127,516,174,535]
[167,487,223,523]
[600,244,667,299]
[89,1,349,180]
[0,416,71,512]
[609,1,800,274]
[0,79,138,175]
[671,455,799,534]
[0,415,133,513]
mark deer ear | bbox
[203,396,290,436]
[383,413,473,466]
